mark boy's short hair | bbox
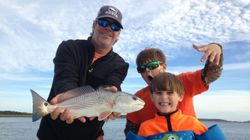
[136,48,166,66]
[150,72,184,97]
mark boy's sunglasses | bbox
[137,61,162,73]
[96,19,121,32]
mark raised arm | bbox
[193,43,223,86]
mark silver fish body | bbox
[31,86,145,122]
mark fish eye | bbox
[132,96,137,100]
[44,102,48,106]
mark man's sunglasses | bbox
[96,19,121,31]
[137,61,162,73]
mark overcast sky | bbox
[0,0,250,121]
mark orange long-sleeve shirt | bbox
[138,110,208,136]
[126,70,209,125]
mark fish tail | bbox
[31,89,50,122]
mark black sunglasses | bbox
[137,61,162,73]
[96,19,121,31]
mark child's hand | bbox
[193,44,222,65]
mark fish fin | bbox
[98,111,112,121]
[59,92,98,109]
[31,89,50,122]
[97,87,106,92]
[67,85,95,94]
[62,86,96,100]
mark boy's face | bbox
[139,60,166,85]
[150,90,183,113]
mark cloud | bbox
[166,62,250,74]
[224,62,250,70]
[194,90,250,121]
[1,0,250,73]
[0,1,249,121]
[0,72,52,82]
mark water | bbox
[0,118,40,140]
[0,117,250,140]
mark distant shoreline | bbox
[1,111,249,123]
[0,111,31,118]
[0,114,31,117]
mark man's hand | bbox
[50,92,95,124]
[106,112,121,121]
[102,86,118,93]
[193,44,222,65]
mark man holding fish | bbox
[35,5,131,140]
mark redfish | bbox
[31,86,145,122]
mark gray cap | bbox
[96,5,123,28]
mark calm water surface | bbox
[0,117,249,140]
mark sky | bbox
[0,0,250,122]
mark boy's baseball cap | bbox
[96,5,123,28]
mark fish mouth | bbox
[137,101,145,108]
[132,100,145,109]
[134,104,145,110]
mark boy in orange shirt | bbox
[138,72,208,136]
[125,44,223,135]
